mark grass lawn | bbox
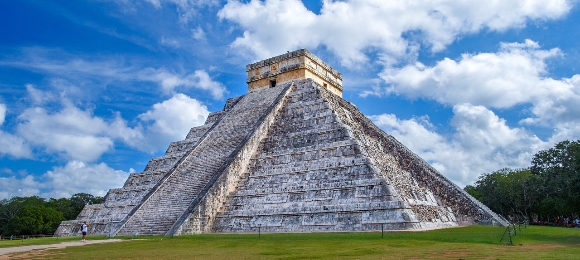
[3,225,579,259]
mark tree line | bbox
[465,140,580,224]
[0,193,102,236]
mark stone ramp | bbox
[116,83,291,236]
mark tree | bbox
[465,168,537,221]
[531,140,580,218]
[5,205,64,235]
[1,196,55,235]
[47,198,76,220]
[0,193,103,236]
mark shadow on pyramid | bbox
[56,50,507,237]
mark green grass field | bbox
[2,225,579,259]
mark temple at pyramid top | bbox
[246,49,343,97]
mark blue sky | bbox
[1,0,579,199]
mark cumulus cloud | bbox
[381,40,580,129]
[1,89,209,198]
[136,93,210,151]
[381,40,562,107]
[219,0,571,65]
[17,104,121,162]
[0,161,131,199]
[370,103,547,186]
[0,131,33,159]
[11,86,139,161]
[43,161,131,199]
[13,85,211,161]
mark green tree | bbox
[531,140,580,218]
[466,168,537,221]
[5,205,64,235]
[47,197,76,220]
[464,185,481,201]
[1,196,49,235]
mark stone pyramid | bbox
[55,49,507,237]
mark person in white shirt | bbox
[81,221,89,243]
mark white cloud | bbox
[26,84,57,105]
[0,103,33,158]
[0,161,131,199]
[10,84,210,162]
[136,93,209,151]
[142,68,227,99]
[191,26,206,40]
[17,105,117,162]
[15,88,143,162]
[381,39,563,107]
[43,160,130,199]
[219,0,572,65]
[0,175,41,200]
[0,131,33,159]
[370,103,547,186]
[381,40,580,134]
[161,36,180,47]
[1,50,226,100]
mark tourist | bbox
[81,221,90,243]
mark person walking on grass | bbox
[81,221,89,243]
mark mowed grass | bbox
[5,225,580,259]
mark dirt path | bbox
[0,239,123,259]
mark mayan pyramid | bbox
[55,49,507,237]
